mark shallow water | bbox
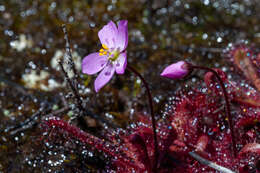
[0,0,259,172]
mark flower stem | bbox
[127,65,158,172]
[191,65,237,157]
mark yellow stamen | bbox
[102,44,109,50]
[99,47,109,56]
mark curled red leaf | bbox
[196,135,209,152]
[239,143,260,156]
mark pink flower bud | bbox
[160,61,190,79]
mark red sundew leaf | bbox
[159,127,177,151]
[43,118,142,171]
[236,117,260,128]
[203,68,235,102]
[195,135,209,152]
[256,53,260,68]
[246,130,256,139]
[203,69,259,111]
[204,69,228,90]
[170,92,204,142]
[173,140,186,148]
[128,133,152,171]
[230,82,260,108]
[203,67,260,108]
[232,97,260,108]
[239,143,260,156]
[231,81,260,108]
[203,51,260,108]
[41,44,260,172]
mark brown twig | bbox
[61,24,79,81]
[43,106,70,120]
[189,152,236,173]
[8,107,70,135]
[0,75,31,97]
[58,59,89,130]
[58,59,117,128]
[4,104,51,135]
[59,24,117,129]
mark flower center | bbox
[99,44,120,62]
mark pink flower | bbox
[82,20,128,92]
[160,61,190,79]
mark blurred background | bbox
[0,0,259,172]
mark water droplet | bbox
[202,33,208,40]
[41,49,47,54]
[203,0,210,5]
[89,22,96,28]
[217,37,222,43]
[88,151,94,157]
[0,5,5,11]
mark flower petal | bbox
[98,21,118,49]
[116,20,128,51]
[160,61,190,79]
[115,52,127,74]
[94,63,115,92]
[82,53,108,75]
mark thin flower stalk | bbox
[127,65,158,172]
[191,65,237,157]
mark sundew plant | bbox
[0,1,260,173]
[42,21,260,173]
